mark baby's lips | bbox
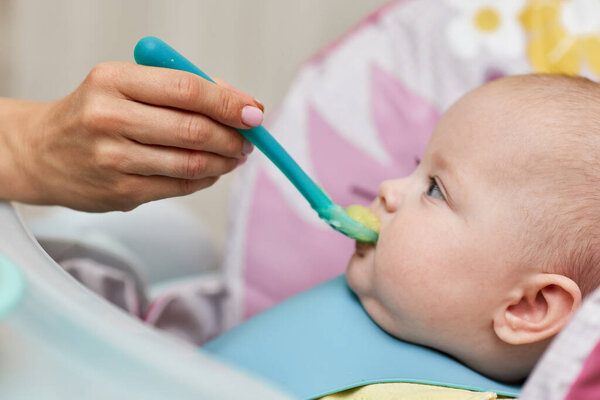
[355,241,375,257]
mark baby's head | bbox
[346,74,600,382]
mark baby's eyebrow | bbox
[431,152,449,171]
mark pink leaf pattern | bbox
[308,104,388,205]
[243,63,440,318]
[565,340,600,400]
[371,64,434,164]
[243,171,353,319]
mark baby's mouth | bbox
[355,241,375,257]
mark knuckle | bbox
[183,152,207,179]
[113,153,132,172]
[216,89,238,122]
[175,75,201,105]
[86,62,118,85]
[178,115,209,147]
[112,180,142,211]
[95,142,127,171]
[80,98,117,132]
[93,173,144,212]
[112,179,130,198]
[228,131,245,154]
[179,179,198,196]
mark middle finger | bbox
[116,98,252,159]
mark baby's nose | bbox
[378,179,404,213]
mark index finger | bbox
[114,63,263,130]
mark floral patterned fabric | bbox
[222,0,600,321]
[217,0,600,396]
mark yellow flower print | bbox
[522,0,600,75]
[446,0,527,59]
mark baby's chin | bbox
[353,291,415,344]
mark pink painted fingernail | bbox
[241,105,263,127]
[242,139,254,155]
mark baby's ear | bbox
[493,274,582,345]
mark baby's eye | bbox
[427,177,445,201]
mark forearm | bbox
[0,97,46,203]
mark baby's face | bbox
[346,82,552,355]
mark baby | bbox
[346,74,600,382]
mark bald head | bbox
[482,74,600,297]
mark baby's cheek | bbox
[374,233,443,309]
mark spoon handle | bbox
[134,36,332,213]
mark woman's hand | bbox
[0,62,263,211]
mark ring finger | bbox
[116,141,242,180]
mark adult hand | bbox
[1,62,263,211]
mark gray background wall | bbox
[1,0,390,251]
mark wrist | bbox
[0,98,48,203]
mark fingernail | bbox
[242,139,254,155]
[237,155,248,166]
[241,105,263,127]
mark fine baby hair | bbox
[491,74,600,298]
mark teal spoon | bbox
[134,36,378,243]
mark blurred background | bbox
[0,0,389,252]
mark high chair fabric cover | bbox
[224,0,600,322]
[27,200,229,345]
[219,0,600,397]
